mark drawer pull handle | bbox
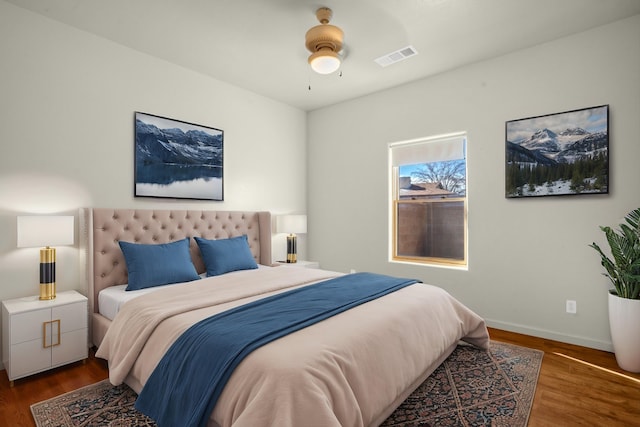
[42,319,61,348]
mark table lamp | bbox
[17,215,74,300]
[276,215,307,263]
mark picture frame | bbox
[134,112,224,201]
[505,105,609,198]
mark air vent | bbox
[374,45,418,67]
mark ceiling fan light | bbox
[309,50,340,74]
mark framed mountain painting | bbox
[505,105,608,198]
[134,112,224,201]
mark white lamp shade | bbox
[276,215,307,234]
[17,216,74,248]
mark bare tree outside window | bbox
[409,160,466,195]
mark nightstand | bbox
[2,290,88,385]
[276,260,320,269]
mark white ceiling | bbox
[7,0,640,111]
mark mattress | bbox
[98,269,265,320]
[98,285,159,321]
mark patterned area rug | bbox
[31,341,542,427]
[381,341,543,426]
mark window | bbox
[389,133,467,267]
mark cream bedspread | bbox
[96,267,489,427]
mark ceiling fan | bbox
[305,7,344,75]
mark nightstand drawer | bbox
[9,339,50,379]
[52,328,87,367]
[54,302,88,333]
[10,310,51,345]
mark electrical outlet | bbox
[566,300,577,314]
[350,269,356,274]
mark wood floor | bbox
[0,328,638,426]
[489,328,640,427]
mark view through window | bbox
[390,133,467,266]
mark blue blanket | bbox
[135,272,419,427]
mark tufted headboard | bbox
[83,208,272,317]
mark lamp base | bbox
[39,247,57,300]
[39,282,56,300]
[286,234,297,263]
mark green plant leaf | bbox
[590,208,640,299]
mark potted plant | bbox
[589,207,640,372]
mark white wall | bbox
[307,15,640,351]
[0,0,307,313]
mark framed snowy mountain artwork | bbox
[505,105,608,198]
[134,112,223,201]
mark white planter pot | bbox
[608,292,640,373]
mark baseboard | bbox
[485,319,614,352]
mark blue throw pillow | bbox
[119,237,201,291]
[194,235,258,277]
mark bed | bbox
[84,208,489,427]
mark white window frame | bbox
[388,132,468,268]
